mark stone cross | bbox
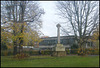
[56,24,61,44]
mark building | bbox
[39,36,93,50]
[39,36,75,50]
[22,36,93,50]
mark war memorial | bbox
[39,24,93,51]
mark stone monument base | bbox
[51,51,66,57]
[55,44,65,51]
[51,44,66,57]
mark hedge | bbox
[85,48,99,55]
[1,48,99,56]
[70,49,78,54]
[70,48,99,55]
[1,50,13,56]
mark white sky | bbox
[39,1,65,37]
[39,1,99,37]
[1,1,66,37]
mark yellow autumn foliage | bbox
[1,22,42,48]
[91,26,99,49]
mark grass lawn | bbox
[1,55,99,67]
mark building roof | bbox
[41,35,75,40]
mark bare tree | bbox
[1,1,44,55]
[56,1,99,48]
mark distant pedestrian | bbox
[39,50,41,55]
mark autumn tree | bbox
[1,1,44,55]
[90,25,99,49]
[23,26,42,47]
[56,1,99,49]
[1,26,12,50]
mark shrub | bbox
[1,43,8,50]
[70,49,78,54]
[41,50,51,55]
[29,51,33,55]
[32,51,39,55]
[13,53,30,59]
[23,50,39,55]
[93,49,99,55]
[1,50,14,56]
[8,51,13,56]
[1,51,4,56]
[1,50,8,56]
[77,48,86,56]
[41,50,44,55]
[66,49,70,54]
[71,43,79,49]
[70,43,79,54]
[85,48,99,55]
[77,48,99,56]
[4,50,8,56]
[44,51,51,55]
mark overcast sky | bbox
[39,1,99,37]
[1,1,98,37]
[1,1,67,37]
[39,1,65,37]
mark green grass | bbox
[1,55,99,67]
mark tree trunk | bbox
[13,29,17,55]
[13,41,17,55]
[19,25,24,54]
[19,37,23,54]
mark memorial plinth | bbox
[55,44,65,51]
[52,24,66,57]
